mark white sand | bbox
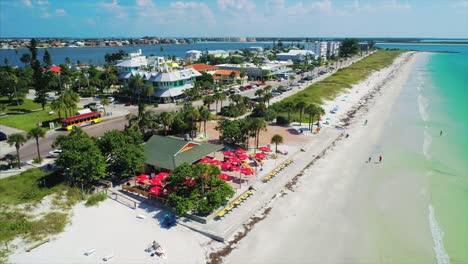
[10,199,210,264]
[223,52,434,263]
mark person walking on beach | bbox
[379,155,382,163]
[368,157,371,163]
[364,119,368,125]
[440,130,443,136]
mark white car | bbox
[107,97,115,103]
[47,149,62,158]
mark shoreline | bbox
[214,51,430,263]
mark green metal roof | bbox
[144,135,224,171]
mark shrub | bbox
[153,103,159,108]
[276,115,289,126]
[85,192,107,207]
[32,157,43,164]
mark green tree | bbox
[263,92,273,107]
[255,88,265,98]
[143,84,154,103]
[50,98,66,119]
[250,118,267,150]
[27,127,46,161]
[198,105,211,135]
[98,130,144,178]
[7,133,27,169]
[159,111,174,135]
[295,100,307,125]
[43,49,52,66]
[339,38,361,57]
[20,53,31,67]
[54,129,107,188]
[28,38,38,62]
[203,95,215,111]
[283,101,295,123]
[212,92,222,113]
[0,71,19,104]
[100,98,109,115]
[217,92,227,109]
[270,134,283,153]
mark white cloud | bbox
[310,0,332,13]
[452,0,468,8]
[23,0,32,7]
[36,0,49,5]
[40,12,50,18]
[217,0,256,12]
[136,0,155,7]
[100,0,128,18]
[55,9,67,16]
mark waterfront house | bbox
[184,63,219,75]
[208,50,229,58]
[185,50,202,62]
[213,69,246,85]
[276,50,316,62]
[216,61,292,81]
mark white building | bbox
[184,50,202,62]
[327,41,340,57]
[216,61,293,81]
[207,50,229,58]
[117,51,201,103]
[276,50,317,62]
[307,41,328,60]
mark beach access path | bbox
[221,52,428,263]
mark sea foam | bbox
[423,128,432,159]
[428,204,450,264]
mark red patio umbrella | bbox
[156,172,169,180]
[210,159,223,166]
[238,154,249,160]
[200,157,212,164]
[241,168,254,175]
[235,148,246,155]
[185,177,196,186]
[224,151,235,157]
[230,165,241,171]
[149,186,161,196]
[219,173,229,181]
[221,162,232,170]
[259,146,271,152]
[255,153,267,159]
[229,157,240,164]
[149,177,162,186]
[136,174,150,183]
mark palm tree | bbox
[218,92,227,109]
[250,118,267,151]
[230,94,242,105]
[255,89,265,98]
[212,92,221,113]
[305,104,317,132]
[7,133,27,169]
[27,127,46,161]
[270,134,283,153]
[203,95,214,111]
[129,75,144,101]
[198,106,211,136]
[263,85,273,93]
[143,84,154,103]
[62,90,79,117]
[100,98,109,115]
[229,71,237,84]
[159,111,174,135]
[263,92,273,107]
[283,101,295,123]
[295,101,307,125]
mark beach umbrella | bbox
[221,162,232,170]
[241,168,254,175]
[136,174,150,183]
[219,173,229,181]
[199,157,212,164]
[156,172,169,180]
[210,159,223,166]
[230,165,241,172]
[224,151,235,157]
[149,186,162,196]
[149,177,162,186]
[259,146,270,152]
[255,153,266,159]
[229,157,240,164]
[326,117,331,121]
[238,154,249,160]
[235,148,246,155]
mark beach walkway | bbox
[178,126,344,242]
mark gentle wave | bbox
[428,204,450,264]
[418,94,429,122]
[423,128,433,159]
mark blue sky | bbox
[0,0,467,38]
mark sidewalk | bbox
[177,127,344,242]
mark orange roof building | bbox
[184,63,219,73]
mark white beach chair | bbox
[136,214,145,219]
[103,253,114,261]
[84,248,96,256]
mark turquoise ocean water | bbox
[377,44,468,263]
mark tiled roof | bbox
[185,63,219,72]
[214,69,241,76]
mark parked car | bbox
[47,149,62,158]
[271,92,282,97]
[0,132,7,141]
[298,80,306,83]
[107,97,115,103]
[83,102,96,109]
[125,102,133,106]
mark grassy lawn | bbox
[0,97,44,114]
[0,168,67,205]
[0,107,61,131]
[0,168,83,261]
[274,50,406,121]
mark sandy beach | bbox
[221,51,436,263]
[9,51,426,264]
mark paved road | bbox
[7,52,371,161]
